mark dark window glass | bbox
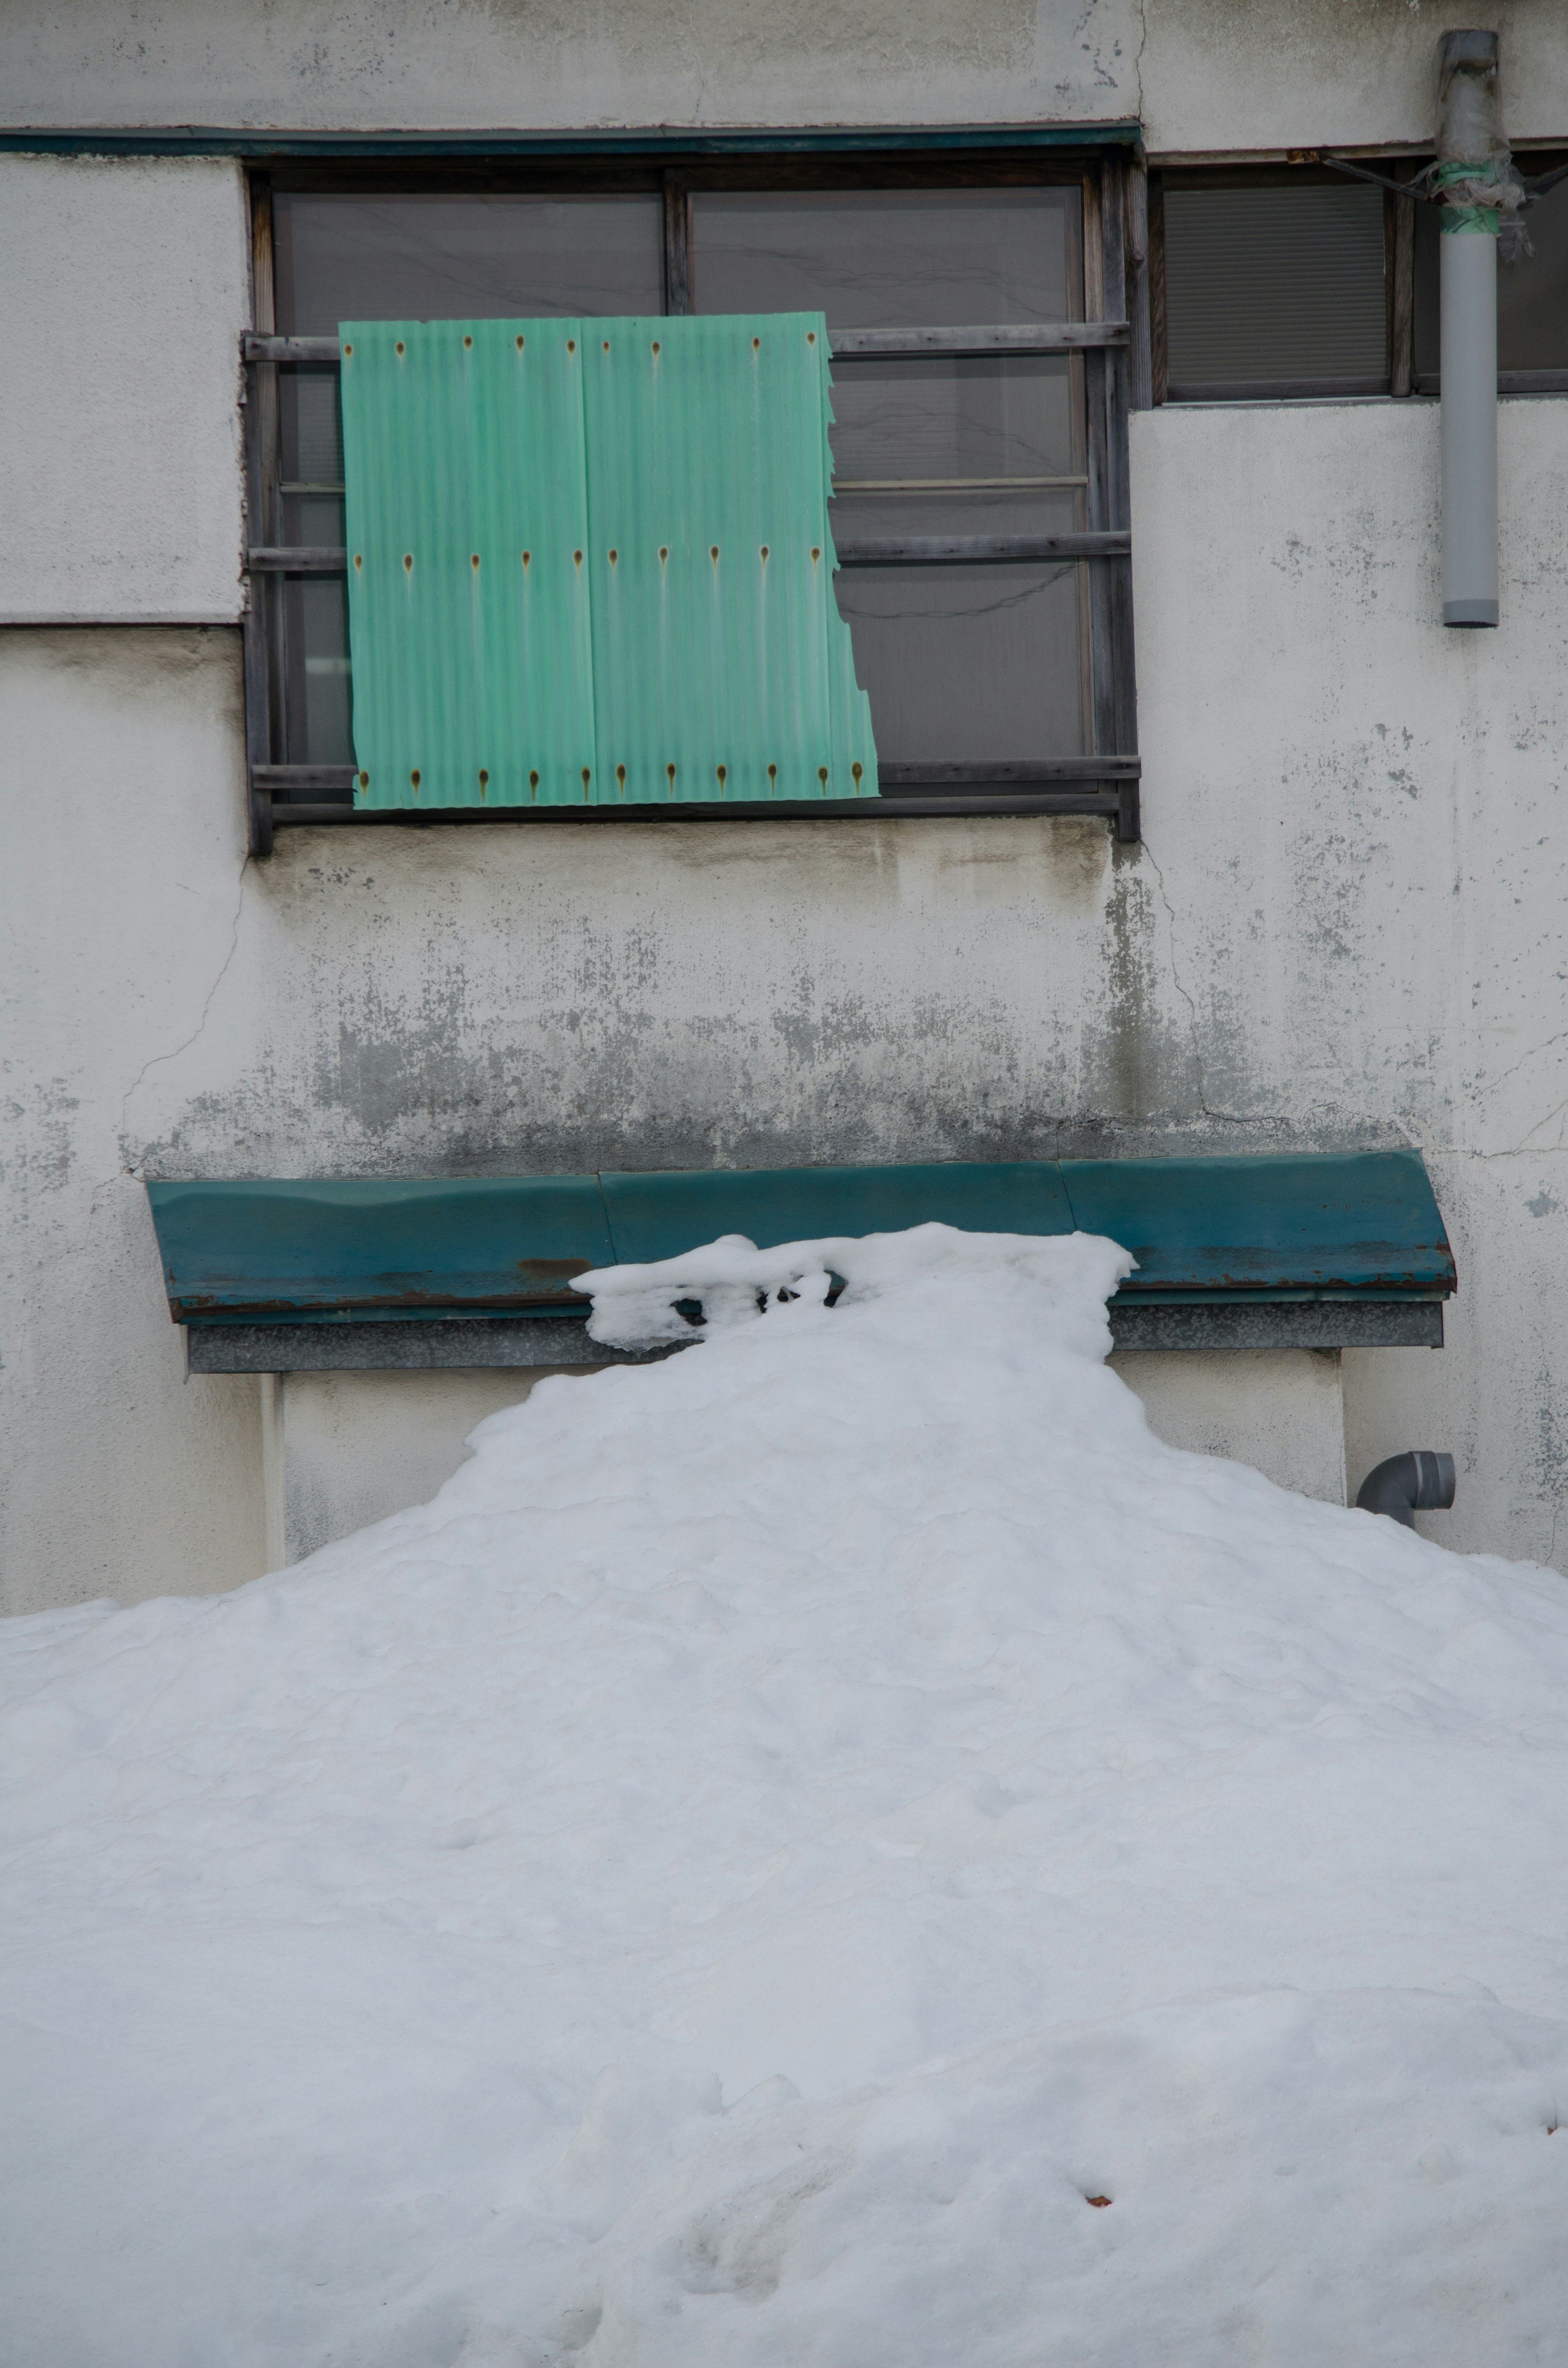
[692,188,1088,763]
[1163,181,1388,397]
[1414,156,1568,383]
[271,196,662,769]
[273,194,664,332]
[689,188,1079,327]
[265,183,1095,777]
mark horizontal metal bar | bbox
[247,546,347,573]
[1163,377,1389,404]
[14,123,1144,161]
[880,757,1139,782]
[835,531,1127,564]
[281,481,346,495]
[246,323,1128,367]
[267,791,1127,826]
[245,336,343,364]
[831,322,1127,356]
[255,765,358,792]
[258,758,1138,794]
[247,533,1128,575]
[833,475,1087,491]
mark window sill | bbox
[253,760,1142,839]
[265,791,1131,827]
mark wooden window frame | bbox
[243,147,1144,854]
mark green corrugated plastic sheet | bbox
[339,312,878,807]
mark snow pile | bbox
[4,1224,1568,2365]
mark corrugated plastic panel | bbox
[583,314,875,802]
[339,312,876,808]
[340,318,595,807]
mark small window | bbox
[1414,149,1568,390]
[243,155,1140,849]
[1158,172,1390,401]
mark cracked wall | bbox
[6,54,1568,1605]
[5,0,1568,149]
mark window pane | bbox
[1414,164,1568,378]
[690,188,1082,328]
[695,190,1089,775]
[1163,183,1388,393]
[273,194,664,332]
[832,488,1083,538]
[834,564,1085,761]
[829,355,1080,484]
[283,578,354,770]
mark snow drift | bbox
[3,1223,1568,2365]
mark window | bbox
[243,151,1139,852]
[1154,169,1393,402]
[1413,148,1568,391]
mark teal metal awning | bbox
[148,1151,1455,1330]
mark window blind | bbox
[338,310,878,807]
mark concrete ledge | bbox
[186,1298,1442,1373]
[1109,1300,1443,1351]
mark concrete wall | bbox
[0,156,247,624]
[268,1349,1347,1570]
[1111,1350,1347,1508]
[4,24,1568,1610]
[0,628,267,1613]
[2,1,1566,152]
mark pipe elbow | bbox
[1355,1450,1457,1527]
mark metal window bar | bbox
[241,161,1141,849]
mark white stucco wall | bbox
[269,1348,1347,1572]
[1110,1349,1347,1507]
[1,0,1564,150]
[271,1369,555,1563]
[0,155,248,624]
[5,116,1568,1609]
[0,629,266,1615]
[1132,395,1568,1556]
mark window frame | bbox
[242,147,1143,856]
[1148,162,1405,406]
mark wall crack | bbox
[118,858,250,1177]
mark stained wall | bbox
[4,14,1568,1609]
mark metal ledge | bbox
[187,1298,1442,1373]
[266,791,1131,825]
[243,321,1130,367]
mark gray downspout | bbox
[1436,31,1512,628]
